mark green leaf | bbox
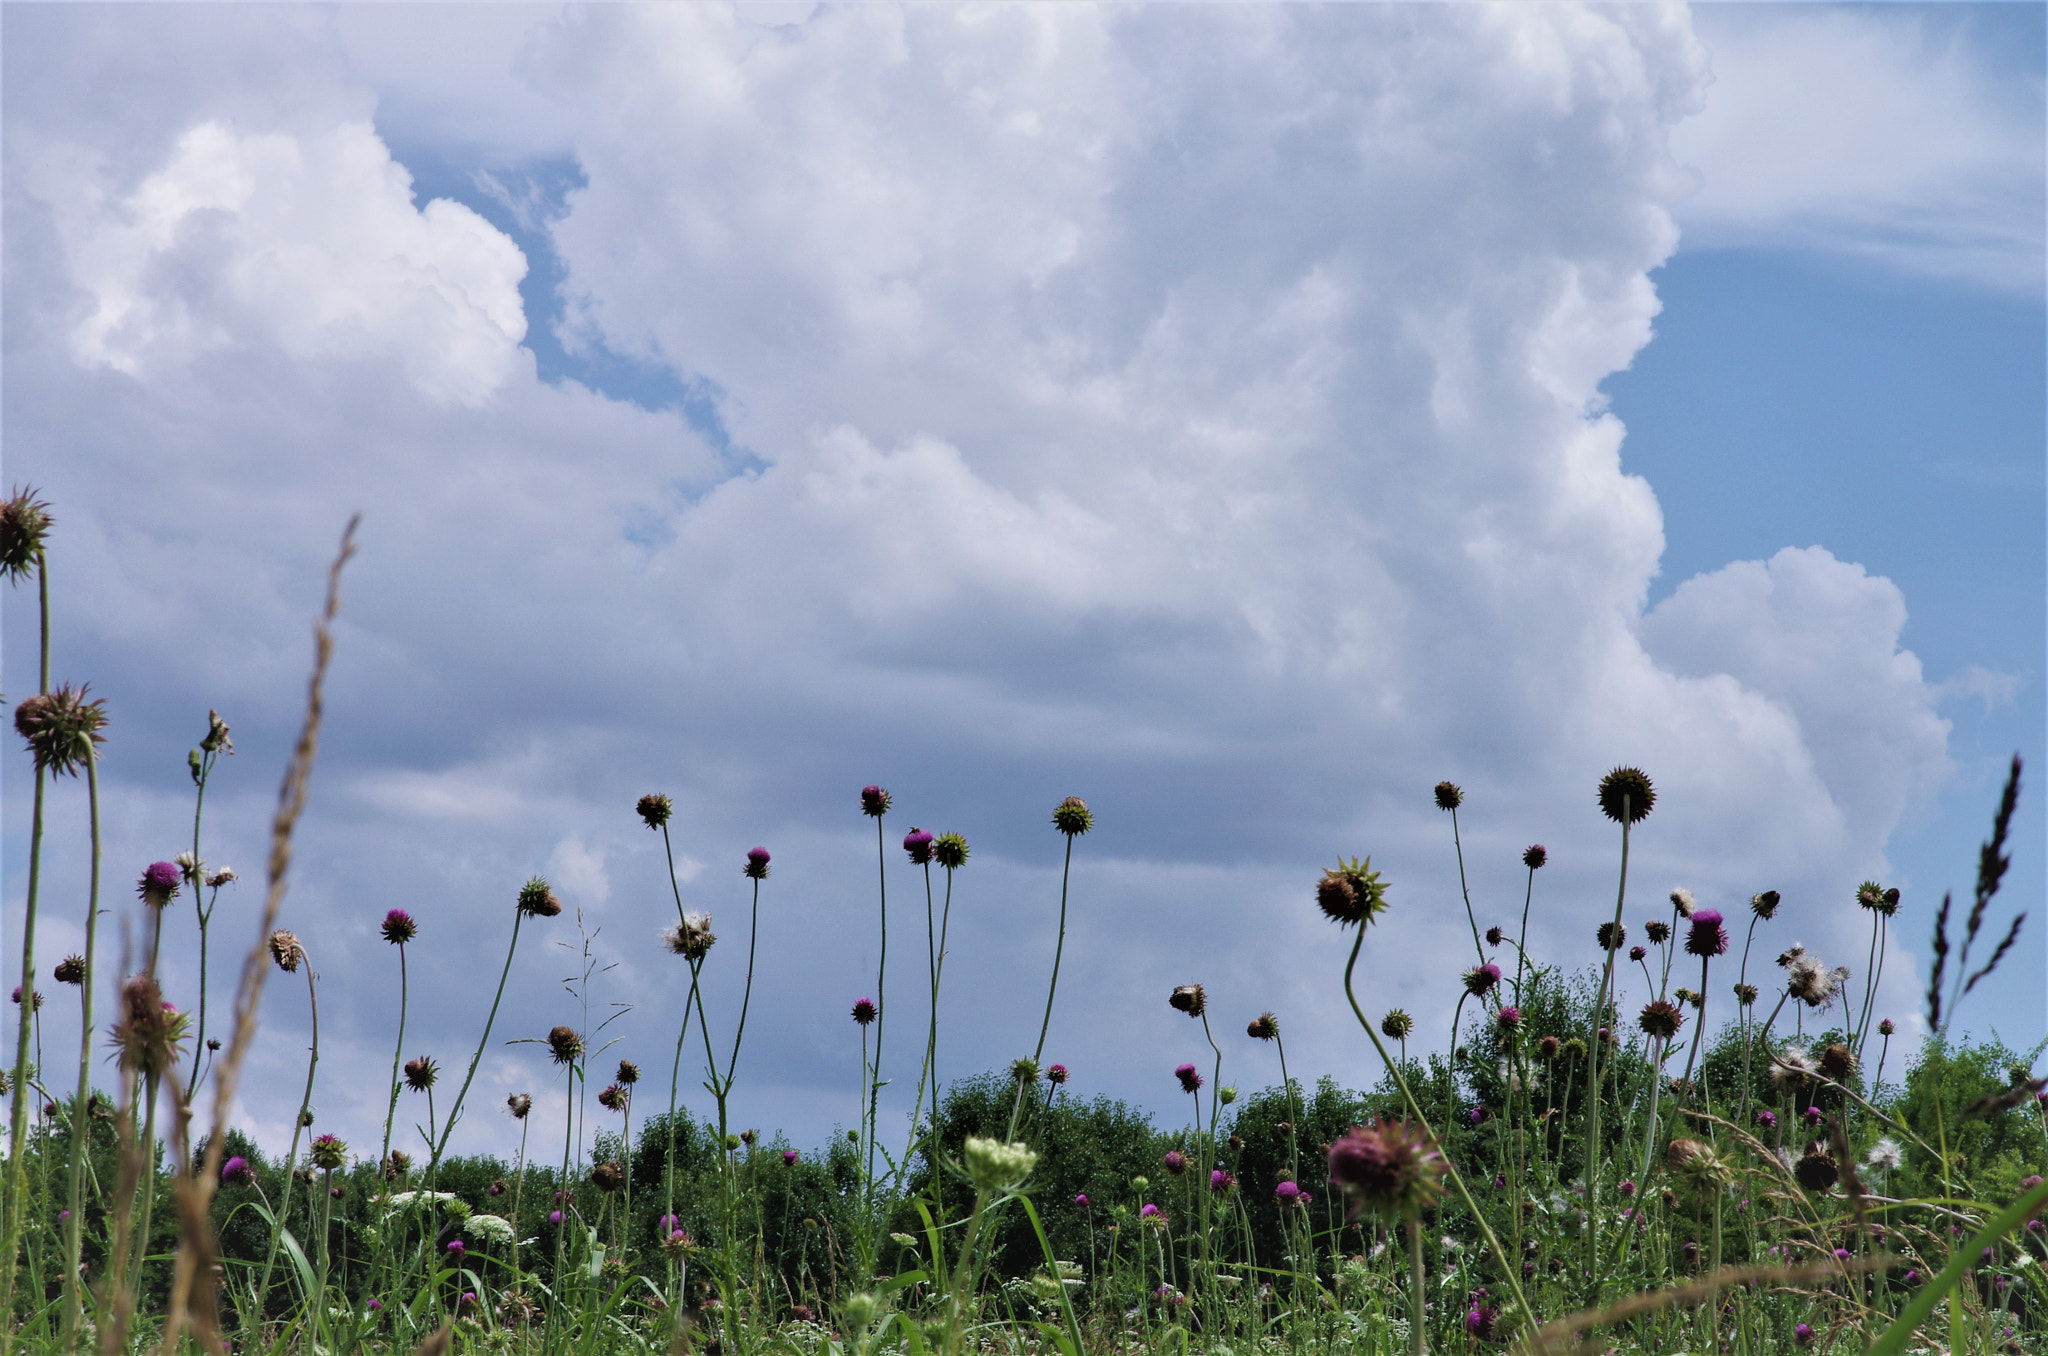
[1867,1176,2048,1356]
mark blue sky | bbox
[3,3,2042,1161]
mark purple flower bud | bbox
[1803,1105,1824,1127]
[1485,926,1503,947]
[1618,1179,1635,1197]
[222,1155,255,1186]
[860,785,890,817]
[1046,1063,1069,1086]
[380,909,416,945]
[1174,1063,1202,1094]
[367,1299,382,1312]
[1210,1169,1234,1193]
[851,997,877,1026]
[1793,1323,1814,1348]
[548,1210,563,1225]
[137,861,182,909]
[1756,1110,1777,1129]
[1139,1203,1162,1219]
[1163,1150,1187,1175]
[1497,1006,1521,1029]
[1833,1248,1850,1262]
[1523,844,1547,869]
[1630,945,1647,962]
[447,1240,465,1257]
[745,847,771,880]
[1463,963,1502,997]
[1074,1193,1090,1208]
[783,1150,798,1166]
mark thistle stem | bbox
[1447,805,1485,965]
[1583,805,1632,1292]
[62,748,101,1342]
[429,910,526,1179]
[382,943,409,1167]
[258,961,320,1313]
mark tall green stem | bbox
[382,944,408,1166]
[1407,1212,1426,1356]
[62,750,103,1342]
[1512,862,1536,1006]
[258,961,319,1313]
[1582,806,1633,1288]
[429,910,525,1178]
[867,816,888,1211]
[1447,805,1485,965]
[1340,923,1531,1331]
[0,552,51,1323]
[183,747,217,1104]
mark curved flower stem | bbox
[931,864,957,1134]
[258,960,320,1313]
[1197,1010,1224,1287]
[1341,923,1531,1331]
[1032,834,1075,1066]
[382,943,409,1167]
[1273,1031,1299,1183]
[718,876,762,1127]
[1738,989,1790,1129]
[1512,862,1537,1006]
[1680,954,1711,1089]
[1582,807,1633,1288]
[429,910,525,1179]
[1447,805,1485,966]
[664,958,703,1243]
[906,861,939,1174]
[61,749,103,1341]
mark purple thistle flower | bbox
[1210,1169,1235,1193]
[1630,945,1647,962]
[860,785,890,817]
[1756,1109,1777,1129]
[1523,844,1547,869]
[1274,1180,1304,1206]
[1485,925,1503,947]
[1833,1248,1851,1262]
[367,1299,382,1312]
[902,829,934,865]
[1793,1323,1814,1348]
[1497,1006,1521,1029]
[745,846,771,880]
[548,1210,563,1226]
[1463,963,1501,997]
[1162,1150,1186,1175]
[137,861,181,909]
[1803,1105,1824,1127]
[1046,1063,1069,1086]
[447,1240,465,1257]
[1174,1063,1202,1094]
[1074,1193,1090,1208]
[852,997,877,1026]
[1618,1179,1636,1197]
[1685,908,1729,958]
[222,1156,255,1186]
[1139,1203,1162,1219]
[380,909,416,944]
[783,1149,798,1166]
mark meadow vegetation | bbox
[1,491,2043,1354]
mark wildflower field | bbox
[1,497,2044,1356]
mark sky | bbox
[2,2,2042,1168]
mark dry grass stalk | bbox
[156,517,357,1356]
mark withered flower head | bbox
[1856,881,1899,916]
[1433,781,1463,811]
[268,930,304,973]
[383,1151,412,1179]
[52,955,85,985]
[852,997,878,1027]
[663,912,717,959]
[201,708,232,756]
[591,1160,625,1193]
[933,833,969,869]
[1327,1118,1447,1221]
[1051,796,1093,836]
[636,794,673,829]
[1818,1043,1857,1083]
[0,486,53,578]
[1771,1045,1815,1093]
[1247,1012,1279,1041]
[14,685,109,778]
[1784,949,1839,1009]
[597,1083,626,1112]
[516,876,562,918]
[616,1059,640,1085]
[1318,857,1390,929]
[1381,1009,1414,1042]
[1645,919,1670,944]
[506,1094,532,1120]
[1666,1138,1734,1191]
[1168,984,1206,1018]
[1751,890,1780,920]
[1793,1141,1839,1193]
[403,1056,437,1092]
[547,1026,583,1065]
[1538,1035,1561,1060]
[1638,999,1685,1041]
[1596,921,1626,952]
[1597,766,1655,824]
[1734,982,1759,1005]
[1670,887,1696,918]
[1009,1056,1039,1085]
